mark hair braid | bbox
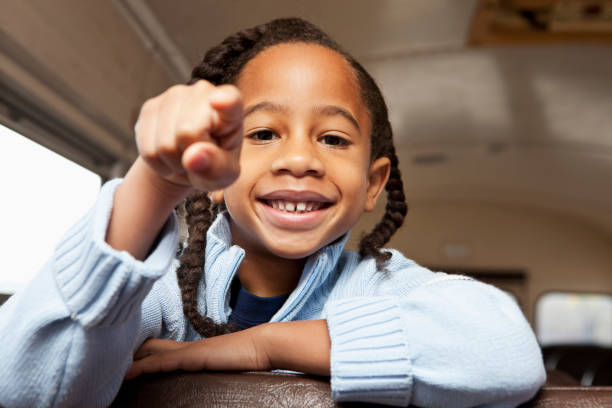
[176,193,232,336]
[358,142,408,271]
[347,60,409,271]
[188,26,266,86]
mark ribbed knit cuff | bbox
[327,297,413,407]
[53,179,179,328]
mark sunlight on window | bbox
[0,124,101,294]
[537,292,612,346]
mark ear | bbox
[365,157,391,212]
[209,190,225,204]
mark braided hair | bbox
[176,18,408,337]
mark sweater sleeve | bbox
[326,275,546,407]
[0,179,179,408]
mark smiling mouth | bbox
[258,199,333,214]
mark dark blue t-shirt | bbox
[228,279,290,330]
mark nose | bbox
[270,135,325,177]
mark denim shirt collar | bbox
[201,212,349,324]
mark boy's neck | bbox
[236,251,306,297]
[227,217,306,297]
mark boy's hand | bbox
[105,80,242,259]
[125,321,331,379]
[125,327,270,379]
[135,80,243,193]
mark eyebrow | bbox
[244,101,361,132]
[313,105,360,132]
[244,101,289,117]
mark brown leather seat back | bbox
[111,371,337,408]
[110,371,612,408]
[544,369,579,386]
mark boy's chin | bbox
[263,231,350,260]
[266,245,320,260]
[263,238,331,260]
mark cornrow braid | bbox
[188,25,266,86]
[347,60,409,270]
[358,142,408,271]
[176,193,233,336]
[176,17,409,338]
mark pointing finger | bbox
[209,85,244,150]
[182,141,240,191]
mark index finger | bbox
[209,85,243,150]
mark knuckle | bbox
[135,101,157,130]
[175,121,198,137]
[164,84,187,99]
[133,119,141,135]
[192,79,212,90]
[141,150,159,163]
[135,131,146,149]
[222,83,241,96]
[140,98,158,113]
[157,142,177,157]
[223,84,243,102]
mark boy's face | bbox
[222,42,390,260]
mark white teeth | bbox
[266,200,325,213]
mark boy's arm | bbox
[0,81,243,408]
[261,320,331,376]
[127,320,331,378]
[0,180,179,408]
[323,278,546,407]
[106,157,192,260]
[129,278,546,408]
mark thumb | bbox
[209,84,243,149]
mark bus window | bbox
[0,124,101,297]
[537,292,612,346]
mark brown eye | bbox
[320,135,349,147]
[248,130,278,142]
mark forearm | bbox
[322,281,546,407]
[106,157,193,260]
[258,320,331,376]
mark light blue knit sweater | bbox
[0,180,545,407]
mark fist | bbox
[134,80,243,192]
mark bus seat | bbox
[110,370,612,407]
[587,355,612,386]
[542,345,612,385]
